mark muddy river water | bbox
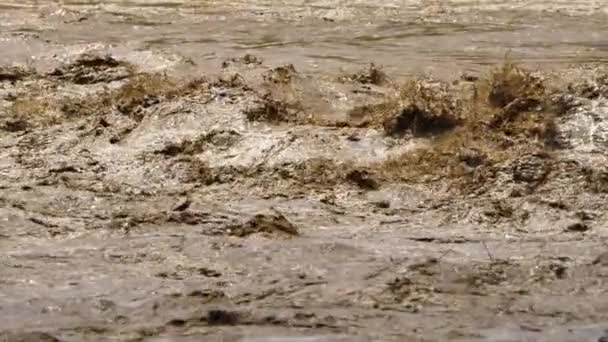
[2,1,608,342]
[1,1,608,77]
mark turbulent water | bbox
[1,1,608,342]
[1,0,608,77]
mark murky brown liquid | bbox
[2,2,608,342]
[1,1,607,78]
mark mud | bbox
[2,1,608,342]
